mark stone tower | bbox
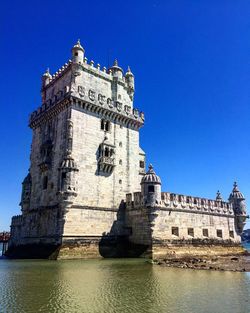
[8,40,145,258]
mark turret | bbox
[71,39,84,64]
[41,68,52,88]
[20,172,32,213]
[141,164,161,207]
[109,59,123,79]
[228,182,248,234]
[125,66,134,99]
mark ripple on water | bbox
[0,259,250,313]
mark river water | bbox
[0,244,250,313]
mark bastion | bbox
[6,40,248,260]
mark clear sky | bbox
[0,0,249,230]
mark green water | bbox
[0,257,250,313]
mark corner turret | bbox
[20,172,32,213]
[109,59,123,79]
[41,68,52,88]
[125,66,134,99]
[228,182,248,234]
[71,39,84,64]
[141,164,161,207]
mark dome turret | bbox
[71,39,84,64]
[41,68,52,88]
[109,59,123,79]
[228,182,248,234]
[141,164,161,185]
[229,182,245,201]
[125,66,134,99]
[141,164,161,207]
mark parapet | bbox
[161,192,234,215]
[11,215,23,226]
[126,191,234,216]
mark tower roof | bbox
[141,164,161,184]
[72,39,84,52]
[42,68,51,78]
[229,182,245,200]
[125,66,134,77]
[109,59,123,73]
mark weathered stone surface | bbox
[7,41,248,261]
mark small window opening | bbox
[217,230,223,238]
[105,121,110,132]
[172,227,179,237]
[188,228,194,237]
[203,229,209,237]
[119,142,122,147]
[104,148,109,157]
[229,231,234,238]
[43,176,48,190]
[119,179,122,184]
[101,120,105,130]
[74,52,78,56]
[139,161,145,168]
[119,159,122,165]
[148,185,155,193]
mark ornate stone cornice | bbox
[29,94,144,130]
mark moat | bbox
[0,244,250,313]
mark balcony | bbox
[98,156,115,174]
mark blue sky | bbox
[1,0,250,230]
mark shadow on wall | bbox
[5,206,66,259]
[98,200,150,258]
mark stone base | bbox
[152,239,246,260]
[5,236,150,260]
[5,243,60,259]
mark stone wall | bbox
[71,107,142,208]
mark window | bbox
[172,227,179,237]
[119,142,122,147]
[203,229,208,237]
[105,121,110,132]
[139,161,145,168]
[148,185,155,193]
[43,176,48,190]
[229,231,234,238]
[188,228,194,237]
[101,120,110,132]
[119,159,122,165]
[217,230,223,238]
[74,52,78,56]
[119,179,122,184]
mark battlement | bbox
[126,191,234,216]
[11,215,23,226]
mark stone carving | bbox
[88,89,95,101]
[98,94,106,105]
[78,86,85,97]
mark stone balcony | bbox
[98,156,115,174]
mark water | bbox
[0,256,249,313]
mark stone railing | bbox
[126,192,234,215]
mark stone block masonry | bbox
[7,40,248,260]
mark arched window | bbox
[101,120,105,130]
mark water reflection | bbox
[0,259,250,313]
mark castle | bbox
[7,40,248,259]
